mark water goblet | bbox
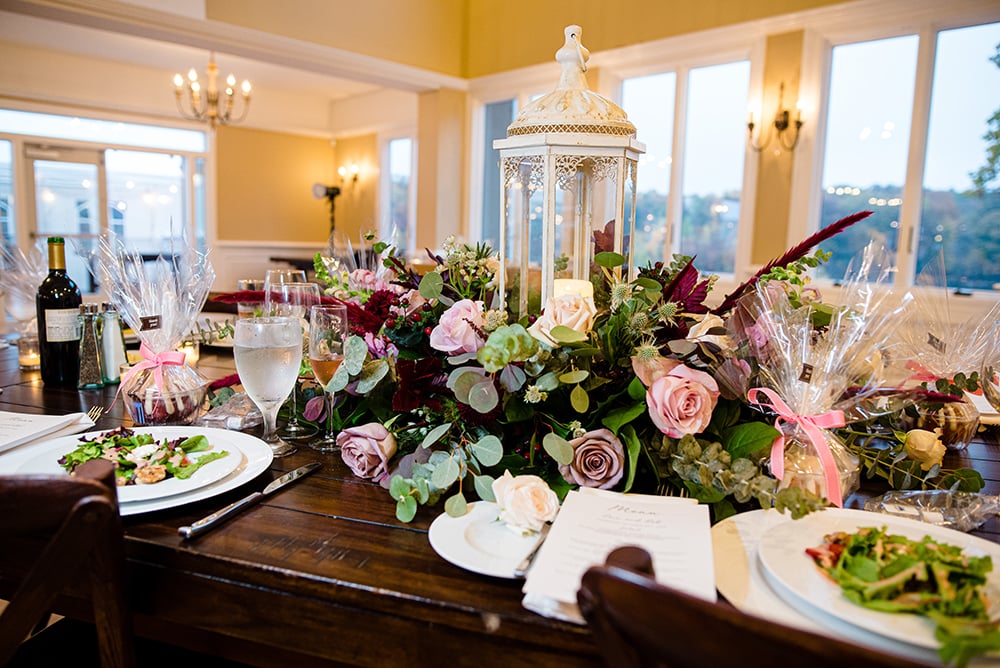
[233,316,303,457]
[266,282,321,441]
[263,269,308,306]
[308,305,348,453]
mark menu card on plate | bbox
[521,488,715,623]
[0,411,94,456]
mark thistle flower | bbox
[634,339,660,361]
[657,301,679,324]
[609,281,633,310]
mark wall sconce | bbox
[312,183,341,233]
[747,82,804,152]
[338,164,360,184]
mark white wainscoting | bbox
[208,242,325,292]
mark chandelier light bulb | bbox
[226,73,236,87]
[187,68,198,82]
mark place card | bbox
[521,488,715,623]
[0,411,94,456]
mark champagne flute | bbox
[233,316,302,457]
[308,305,348,453]
[266,282,322,441]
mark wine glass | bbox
[263,269,308,305]
[308,305,348,453]
[984,343,1000,414]
[233,316,303,457]
[266,282,321,441]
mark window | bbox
[621,61,750,274]
[814,21,1000,290]
[480,99,516,249]
[385,137,414,255]
[1,109,208,294]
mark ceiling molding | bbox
[0,0,469,93]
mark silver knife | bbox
[513,522,552,578]
[178,462,321,540]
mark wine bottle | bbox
[36,237,83,387]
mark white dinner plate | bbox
[967,391,1000,426]
[0,427,273,516]
[428,501,546,579]
[14,426,242,503]
[712,509,942,664]
[757,507,1000,650]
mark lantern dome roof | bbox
[506,25,636,138]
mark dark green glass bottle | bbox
[36,237,83,387]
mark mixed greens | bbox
[807,527,1000,665]
[59,426,228,486]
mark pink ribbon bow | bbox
[113,342,187,407]
[746,387,848,507]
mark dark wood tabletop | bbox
[1,343,998,667]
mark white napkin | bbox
[0,411,95,456]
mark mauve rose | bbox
[337,423,397,483]
[429,299,486,354]
[559,428,625,490]
[646,364,719,438]
[491,470,560,534]
[527,294,597,346]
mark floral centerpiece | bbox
[285,212,983,524]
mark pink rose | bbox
[559,428,625,490]
[337,423,397,483]
[631,355,681,388]
[646,364,720,438]
[348,268,393,294]
[527,294,596,346]
[429,299,486,354]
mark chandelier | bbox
[173,53,251,128]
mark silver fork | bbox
[87,405,105,423]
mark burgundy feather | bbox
[711,210,873,316]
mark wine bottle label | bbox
[45,308,82,342]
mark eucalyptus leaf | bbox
[421,422,452,449]
[559,369,589,384]
[471,435,503,467]
[536,372,561,392]
[344,335,368,375]
[415,478,430,504]
[543,432,574,465]
[594,251,626,268]
[355,359,390,393]
[474,474,496,502]
[469,379,499,413]
[499,364,526,392]
[450,368,488,403]
[327,363,350,393]
[571,384,589,413]
[388,474,409,500]
[444,492,468,517]
[418,271,443,300]
[431,456,460,489]
[549,326,588,344]
[396,495,417,522]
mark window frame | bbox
[377,128,417,257]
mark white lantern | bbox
[494,25,644,318]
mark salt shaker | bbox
[100,302,129,384]
[77,303,104,389]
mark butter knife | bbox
[178,462,321,540]
[513,522,552,578]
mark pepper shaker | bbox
[78,303,104,389]
[100,302,128,384]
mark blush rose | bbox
[337,423,397,483]
[559,428,625,490]
[491,470,560,535]
[646,364,720,438]
[527,294,597,346]
[429,299,486,355]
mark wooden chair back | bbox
[0,458,134,668]
[577,546,933,668]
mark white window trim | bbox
[376,127,417,256]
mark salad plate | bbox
[0,427,274,516]
[757,507,1000,650]
[13,426,242,503]
[428,501,545,579]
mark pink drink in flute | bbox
[309,305,348,453]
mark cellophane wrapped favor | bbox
[97,234,215,425]
[0,241,48,335]
[734,243,914,507]
[892,253,1000,448]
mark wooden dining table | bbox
[1,342,998,667]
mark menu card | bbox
[521,488,715,623]
[0,411,94,455]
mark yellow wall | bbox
[752,30,805,265]
[206,0,467,78]
[216,126,334,242]
[331,134,380,242]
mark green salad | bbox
[807,526,1000,666]
[59,426,228,486]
